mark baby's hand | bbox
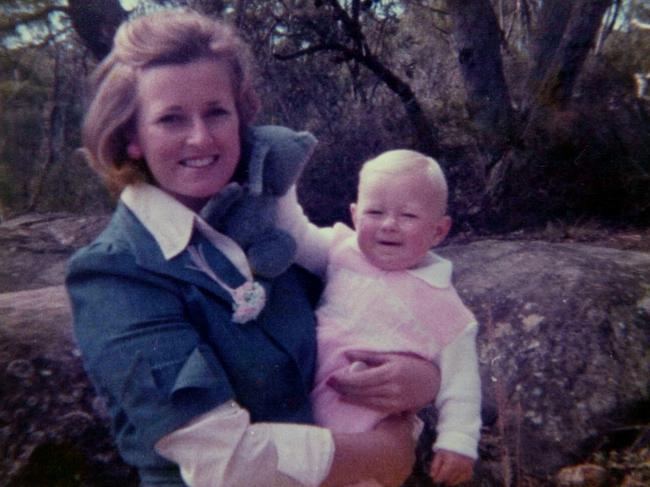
[429,449,474,485]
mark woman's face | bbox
[128,58,241,210]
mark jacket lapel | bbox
[114,204,238,304]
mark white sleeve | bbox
[276,185,334,277]
[433,322,482,459]
[155,401,334,487]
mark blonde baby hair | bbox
[360,149,448,216]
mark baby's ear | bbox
[349,203,358,229]
[431,215,452,246]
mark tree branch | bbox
[67,0,127,60]
[273,43,347,60]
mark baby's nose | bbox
[381,215,398,229]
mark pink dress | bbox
[312,225,480,457]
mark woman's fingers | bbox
[329,351,440,413]
[327,363,389,389]
[344,350,391,367]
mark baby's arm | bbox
[276,185,334,276]
[431,322,481,484]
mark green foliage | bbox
[0,48,45,211]
[0,0,70,48]
[0,29,114,216]
[602,28,650,79]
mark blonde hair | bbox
[81,9,260,195]
[360,149,449,215]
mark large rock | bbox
[434,240,650,485]
[1,214,649,486]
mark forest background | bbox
[1,0,649,238]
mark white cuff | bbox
[433,431,479,460]
[267,423,335,486]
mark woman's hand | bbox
[327,351,441,414]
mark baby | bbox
[311,149,482,486]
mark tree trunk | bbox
[447,0,514,166]
[476,0,614,230]
[529,0,613,111]
[28,47,62,212]
[528,0,573,96]
[67,0,127,60]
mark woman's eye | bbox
[206,107,229,118]
[157,113,184,125]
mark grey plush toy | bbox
[200,125,317,279]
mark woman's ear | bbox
[127,141,143,160]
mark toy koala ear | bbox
[246,126,317,196]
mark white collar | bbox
[406,251,453,288]
[121,184,195,260]
[121,184,252,278]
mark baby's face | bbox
[351,168,450,271]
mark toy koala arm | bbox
[199,183,244,229]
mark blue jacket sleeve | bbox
[66,242,235,461]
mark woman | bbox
[67,9,439,487]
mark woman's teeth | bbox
[182,156,215,168]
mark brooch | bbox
[188,245,266,324]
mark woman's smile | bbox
[181,156,218,168]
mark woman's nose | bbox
[187,119,213,146]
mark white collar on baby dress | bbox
[406,252,453,288]
[121,183,252,278]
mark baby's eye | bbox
[365,209,383,216]
[402,213,418,219]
